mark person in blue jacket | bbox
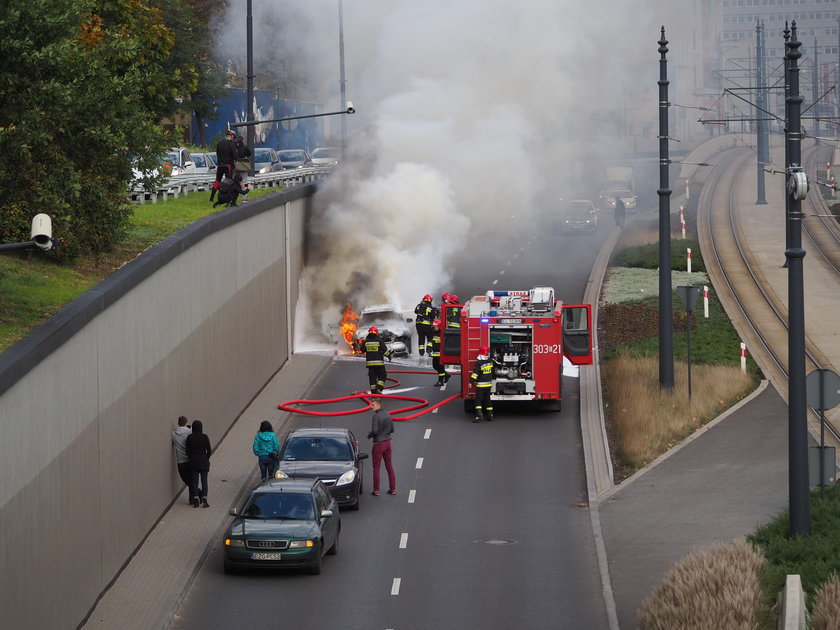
[253,420,280,479]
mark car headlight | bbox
[274,471,290,479]
[259,166,270,174]
[335,470,356,486]
[289,540,315,549]
[225,538,245,547]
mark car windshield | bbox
[253,149,275,163]
[282,436,352,461]
[312,148,338,159]
[358,310,403,328]
[193,155,207,168]
[241,492,315,520]
[607,189,632,198]
[562,203,594,218]
[280,151,305,162]
[165,152,179,164]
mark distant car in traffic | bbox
[278,149,313,169]
[600,187,636,211]
[223,477,339,575]
[557,199,598,234]
[252,147,282,173]
[310,147,341,166]
[274,427,368,510]
[163,147,197,176]
[191,152,217,174]
[351,304,414,356]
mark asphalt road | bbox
[171,219,614,630]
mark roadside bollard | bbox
[703,285,709,318]
[680,206,686,239]
[687,248,692,274]
[740,342,747,373]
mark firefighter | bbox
[430,320,450,387]
[363,325,391,394]
[434,292,450,323]
[414,294,434,357]
[445,294,462,329]
[470,344,494,422]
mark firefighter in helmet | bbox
[414,294,434,357]
[430,320,450,387]
[445,294,462,329]
[363,325,391,394]
[434,292,450,323]
[470,345,494,422]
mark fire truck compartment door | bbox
[563,304,593,365]
[439,303,462,364]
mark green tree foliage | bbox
[0,1,196,256]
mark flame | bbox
[339,302,360,352]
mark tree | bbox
[0,0,195,256]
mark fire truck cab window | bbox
[564,308,586,331]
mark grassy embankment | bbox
[0,187,274,351]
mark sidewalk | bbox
[81,352,333,630]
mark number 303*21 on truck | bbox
[439,287,593,413]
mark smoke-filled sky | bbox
[219,0,663,343]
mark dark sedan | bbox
[223,478,339,575]
[275,428,368,510]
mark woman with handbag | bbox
[234,135,252,201]
[253,420,280,480]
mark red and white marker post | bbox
[703,285,709,318]
[687,248,692,274]
[740,342,747,373]
[680,206,686,239]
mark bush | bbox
[637,538,765,629]
[811,573,840,630]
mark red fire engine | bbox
[439,287,593,412]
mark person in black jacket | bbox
[213,172,250,208]
[234,135,252,201]
[363,326,391,394]
[210,129,237,203]
[470,345,494,423]
[185,420,212,507]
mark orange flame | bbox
[339,302,360,352]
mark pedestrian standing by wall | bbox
[171,416,194,505]
[367,398,396,496]
[363,325,391,394]
[210,129,236,203]
[614,196,625,228]
[253,420,280,480]
[470,345,494,423]
[185,420,212,507]
[234,135,252,202]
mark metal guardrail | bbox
[128,166,334,204]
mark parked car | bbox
[310,147,341,166]
[274,427,368,510]
[557,199,598,234]
[351,304,414,356]
[191,152,217,174]
[600,187,637,211]
[252,147,282,173]
[278,149,313,169]
[223,478,339,575]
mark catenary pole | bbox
[658,27,674,390]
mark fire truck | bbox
[439,287,593,412]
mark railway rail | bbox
[697,143,840,450]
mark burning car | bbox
[351,305,414,357]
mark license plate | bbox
[251,552,282,560]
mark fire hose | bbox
[277,369,461,421]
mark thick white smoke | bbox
[218,0,661,346]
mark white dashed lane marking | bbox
[423,429,431,439]
[391,578,401,595]
[400,532,408,549]
[416,457,423,469]
[408,490,416,503]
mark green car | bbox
[223,478,340,575]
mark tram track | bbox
[697,144,840,449]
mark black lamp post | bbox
[658,27,674,390]
[756,22,768,205]
[339,0,347,159]
[785,22,811,538]
[246,0,255,177]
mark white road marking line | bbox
[391,578,401,595]
[408,490,416,503]
[513,253,519,258]
[433,406,439,414]
[416,457,424,469]
[423,429,432,439]
[499,270,505,275]
[400,532,408,548]
[492,279,498,285]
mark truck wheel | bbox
[541,399,561,412]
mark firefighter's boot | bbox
[473,410,484,423]
[435,375,445,387]
[485,411,494,422]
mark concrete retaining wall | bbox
[0,185,314,629]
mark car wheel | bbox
[308,544,323,575]
[327,531,339,556]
